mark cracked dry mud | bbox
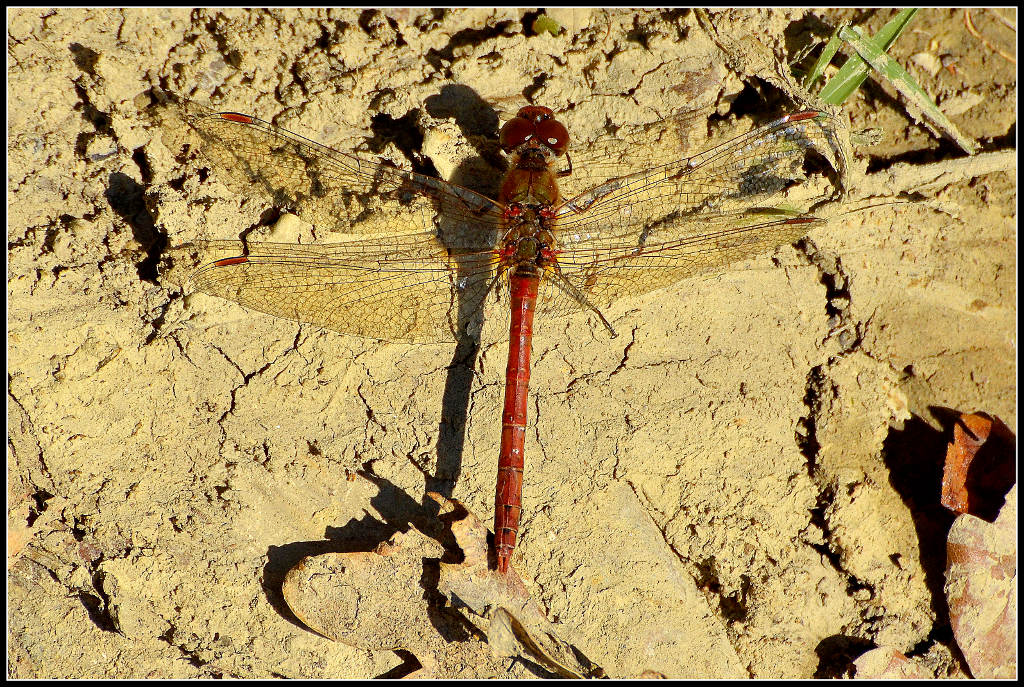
[8,8,1016,679]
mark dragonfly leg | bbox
[556,152,573,178]
[548,270,617,338]
[480,264,510,303]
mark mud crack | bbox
[794,237,860,354]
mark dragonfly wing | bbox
[156,94,505,250]
[166,236,498,343]
[557,107,716,203]
[547,213,825,312]
[557,111,846,238]
[541,112,847,314]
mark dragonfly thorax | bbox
[499,222,556,271]
[499,162,562,210]
[502,202,556,238]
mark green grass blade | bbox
[838,26,977,153]
[804,27,845,89]
[818,9,919,105]
[813,9,976,155]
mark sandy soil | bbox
[7,8,1016,678]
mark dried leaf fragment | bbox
[429,493,604,678]
[852,647,932,678]
[281,530,443,649]
[940,412,1015,521]
[945,485,1016,678]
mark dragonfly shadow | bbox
[424,84,503,147]
[424,180,495,503]
[261,469,461,637]
[430,333,480,500]
[422,86,506,509]
[105,170,166,283]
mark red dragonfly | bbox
[158,93,846,573]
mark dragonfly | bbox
[156,91,848,574]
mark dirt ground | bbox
[7,8,1016,679]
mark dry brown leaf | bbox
[945,485,1017,678]
[429,492,605,678]
[852,647,932,679]
[941,412,1015,521]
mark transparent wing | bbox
[156,93,506,250]
[556,107,716,203]
[540,213,824,313]
[537,111,847,313]
[154,92,514,342]
[167,236,499,343]
[557,111,846,236]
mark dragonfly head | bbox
[500,105,570,159]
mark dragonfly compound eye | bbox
[535,117,569,156]
[500,116,535,152]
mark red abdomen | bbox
[494,271,539,573]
